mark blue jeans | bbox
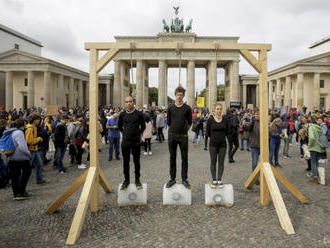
[310,151,320,178]
[30,151,43,183]
[109,137,120,159]
[251,147,260,171]
[56,146,67,172]
[240,139,250,150]
[269,142,281,165]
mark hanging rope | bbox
[176,43,183,86]
[129,42,135,84]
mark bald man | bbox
[118,96,146,190]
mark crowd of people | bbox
[1,86,329,200]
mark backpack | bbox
[0,130,16,156]
[0,159,9,189]
[319,133,329,149]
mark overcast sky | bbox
[1,0,329,97]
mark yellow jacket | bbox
[25,123,42,151]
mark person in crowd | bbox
[206,102,228,187]
[281,115,290,158]
[308,117,325,184]
[317,117,328,162]
[75,118,88,169]
[166,86,192,189]
[142,115,153,156]
[54,115,70,173]
[298,128,311,171]
[156,110,165,143]
[203,111,209,151]
[37,119,50,165]
[106,112,120,161]
[67,118,78,165]
[226,108,239,163]
[118,96,146,190]
[247,110,260,175]
[51,115,61,167]
[239,112,251,151]
[192,113,203,144]
[6,119,32,200]
[269,118,283,167]
[25,113,46,184]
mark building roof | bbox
[0,23,43,47]
[309,35,330,49]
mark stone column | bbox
[256,84,259,107]
[120,62,128,104]
[86,82,89,106]
[165,64,168,107]
[143,65,149,106]
[106,83,111,106]
[276,79,281,108]
[57,74,64,106]
[313,73,320,110]
[242,84,247,109]
[292,79,297,108]
[43,71,51,107]
[68,77,75,108]
[296,73,304,110]
[208,60,217,110]
[205,66,209,109]
[158,60,166,107]
[5,71,13,110]
[187,60,195,107]
[27,71,34,108]
[78,79,84,107]
[136,60,144,109]
[268,80,273,109]
[230,61,240,103]
[284,76,291,108]
[113,61,121,106]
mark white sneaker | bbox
[148,151,152,155]
[78,164,87,169]
[217,181,224,188]
[143,152,148,156]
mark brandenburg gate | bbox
[112,32,240,109]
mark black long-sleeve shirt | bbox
[167,103,192,136]
[118,109,145,142]
[206,115,229,147]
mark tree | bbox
[197,85,225,101]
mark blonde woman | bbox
[206,103,229,187]
[269,118,282,167]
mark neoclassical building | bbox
[0,23,113,110]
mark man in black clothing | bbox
[166,86,192,189]
[226,108,239,163]
[118,96,146,190]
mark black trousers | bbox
[209,146,227,181]
[121,140,141,183]
[8,160,31,197]
[227,135,239,161]
[168,135,188,181]
[204,135,209,149]
[157,127,165,142]
[76,144,84,165]
[144,138,151,152]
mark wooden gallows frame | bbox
[46,41,309,245]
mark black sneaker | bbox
[120,181,129,190]
[166,179,176,188]
[204,147,208,151]
[13,194,27,201]
[22,191,32,197]
[182,180,191,189]
[229,160,235,163]
[135,180,143,189]
[37,180,47,185]
[108,158,112,161]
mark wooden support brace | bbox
[239,49,262,73]
[244,162,261,189]
[260,165,270,206]
[66,167,98,245]
[271,166,309,204]
[46,170,88,214]
[96,48,119,73]
[90,167,99,212]
[263,163,295,235]
[99,167,113,193]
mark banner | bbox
[197,97,205,108]
[46,106,59,116]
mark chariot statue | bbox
[162,6,193,33]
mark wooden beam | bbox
[85,42,272,52]
[66,167,98,245]
[90,167,99,212]
[258,50,269,163]
[244,162,261,189]
[263,163,295,235]
[96,48,119,73]
[99,167,113,193]
[239,49,262,73]
[271,166,309,204]
[46,170,88,214]
[260,165,270,206]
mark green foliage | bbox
[197,84,225,101]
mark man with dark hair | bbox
[25,113,45,184]
[166,86,192,189]
[54,115,70,173]
[118,96,146,190]
[226,108,239,163]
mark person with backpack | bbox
[54,115,70,173]
[0,119,10,189]
[317,117,328,163]
[5,119,32,200]
[25,113,46,185]
[269,118,283,167]
[226,108,239,163]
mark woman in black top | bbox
[206,103,229,187]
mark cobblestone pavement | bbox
[0,134,329,248]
